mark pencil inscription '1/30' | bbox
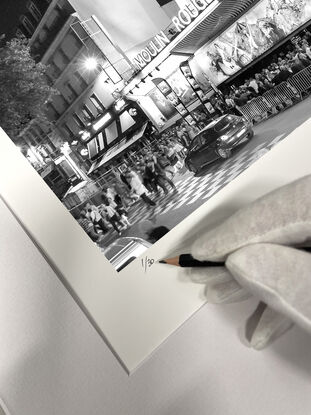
[142,256,155,273]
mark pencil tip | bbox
[159,260,166,264]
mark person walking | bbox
[99,197,123,235]
[114,192,132,228]
[144,157,168,194]
[85,203,108,234]
[153,155,178,193]
[124,170,156,207]
[75,210,102,243]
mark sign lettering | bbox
[132,0,215,69]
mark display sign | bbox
[152,78,197,126]
[132,0,217,69]
[167,68,196,106]
[194,0,311,86]
[147,88,177,119]
[179,60,215,116]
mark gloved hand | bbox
[188,175,311,350]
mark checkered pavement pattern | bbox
[127,133,286,226]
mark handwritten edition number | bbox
[142,257,155,273]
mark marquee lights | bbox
[114,99,126,112]
[93,113,112,131]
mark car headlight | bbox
[219,134,230,142]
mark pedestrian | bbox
[144,157,168,194]
[74,210,102,242]
[249,77,259,94]
[148,156,177,193]
[99,197,123,235]
[157,149,177,177]
[85,203,109,234]
[142,163,157,193]
[290,58,305,74]
[114,192,132,228]
[272,65,292,85]
[124,170,156,207]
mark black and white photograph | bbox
[0,0,311,274]
[195,0,311,85]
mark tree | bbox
[0,36,57,141]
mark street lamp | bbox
[83,55,122,84]
[84,57,99,71]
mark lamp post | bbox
[83,55,123,85]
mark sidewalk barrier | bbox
[238,65,311,123]
[274,81,299,106]
[239,96,272,122]
[288,65,311,97]
[262,89,283,112]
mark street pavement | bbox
[100,96,311,247]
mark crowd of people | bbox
[223,30,311,109]
[73,116,207,242]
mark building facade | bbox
[0,0,131,197]
[0,0,183,199]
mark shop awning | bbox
[171,0,260,55]
[88,122,148,174]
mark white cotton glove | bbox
[188,175,311,349]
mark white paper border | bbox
[0,119,310,373]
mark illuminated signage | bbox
[93,113,112,131]
[132,0,216,69]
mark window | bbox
[105,121,118,145]
[73,113,85,129]
[27,1,42,22]
[47,102,60,120]
[74,71,88,88]
[87,139,99,159]
[59,48,70,65]
[47,61,62,79]
[89,93,105,113]
[20,15,35,35]
[81,105,95,122]
[60,93,70,106]
[64,82,78,101]
[63,123,75,138]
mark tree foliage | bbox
[0,36,57,141]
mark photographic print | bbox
[147,88,177,119]
[167,69,197,105]
[157,80,171,94]
[0,0,311,275]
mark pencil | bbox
[159,254,224,268]
[159,247,311,268]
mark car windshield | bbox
[190,135,205,151]
[213,115,234,132]
[189,115,237,151]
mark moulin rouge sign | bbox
[132,0,216,70]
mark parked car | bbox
[101,237,151,272]
[185,114,254,174]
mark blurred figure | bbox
[75,210,102,242]
[124,170,156,207]
[99,197,123,235]
[86,203,108,234]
